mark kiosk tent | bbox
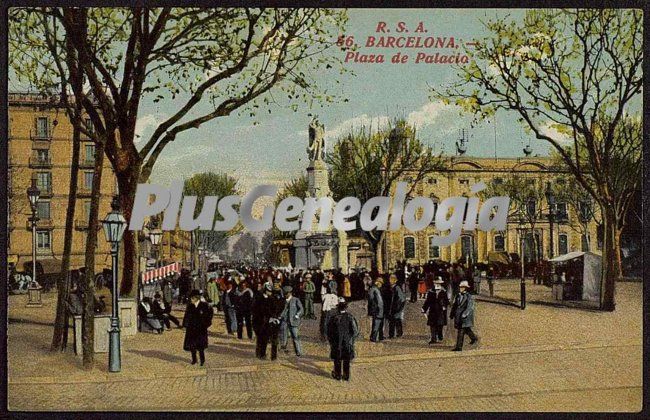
[549,251,602,302]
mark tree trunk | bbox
[51,25,84,352]
[364,232,382,276]
[600,207,621,311]
[81,139,105,368]
[117,165,142,296]
[51,118,80,351]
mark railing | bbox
[29,156,53,168]
[30,128,53,141]
[79,159,95,168]
[38,185,53,196]
[75,219,89,230]
[26,218,53,229]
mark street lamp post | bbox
[544,182,557,287]
[26,177,42,307]
[545,182,556,260]
[101,196,127,373]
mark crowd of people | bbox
[140,259,480,381]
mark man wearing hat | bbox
[252,282,274,359]
[367,277,385,342]
[422,277,449,344]
[221,280,238,335]
[387,274,406,339]
[327,297,359,381]
[450,280,478,351]
[302,273,316,319]
[280,286,304,356]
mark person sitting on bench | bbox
[139,297,164,333]
[152,293,181,330]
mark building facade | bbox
[8,92,117,274]
[381,156,601,270]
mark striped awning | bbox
[142,262,181,284]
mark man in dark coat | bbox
[421,278,449,343]
[367,278,384,342]
[408,266,420,303]
[252,283,273,359]
[387,274,406,339]
[450,280,478,351]
[235,281,254,340]
[267,287,286,360]
[327,298,359,381]
[178,269,192,304]
[182,290,214,365]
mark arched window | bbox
[428,236,440,259]
[403,236,416,259]
[430,196,439,226]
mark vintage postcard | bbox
[3,5,644,413]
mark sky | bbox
[137,9,554,191]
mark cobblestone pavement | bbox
[7,281,643,412]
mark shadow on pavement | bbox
[281,358,330,379]
[127,349,190,364]
[8,318,55,326]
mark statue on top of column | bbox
[307,118,326,162]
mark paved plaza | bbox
[7,280,643,412]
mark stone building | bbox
[7,92,193,279]
[380,156,601,271]
[7,92,117,274]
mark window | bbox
[37,149,50,163]
[36,172,52,193]
[85,118,94,134]
[494,177,503,185]
[494,234,505,251]
[429,197,439,225]
[403,237,416,259]
[556,202,568,220]
[459,179,469,185]
[84,171,94,189]
[37,201,50,220]
[558,233,568,255]
[84,201,91,222]
[578,201,592,222]
[427,177,437,185]
[428,237,440,259]
[526,199,537,219]
[581,234,590,252]
[85,144,95,164]
[36,230,51,250]
[36,117,49,138]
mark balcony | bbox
[79,159,95,169]
[38,185,53,197]
[75,219,89,230]
[30,128,53,141]
[77,186,92,197]
[26,218,54,229]
[29,156,53,168]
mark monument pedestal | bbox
[292,119,348,271]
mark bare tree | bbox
[328,119,445,271]
[434,9,642,310]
